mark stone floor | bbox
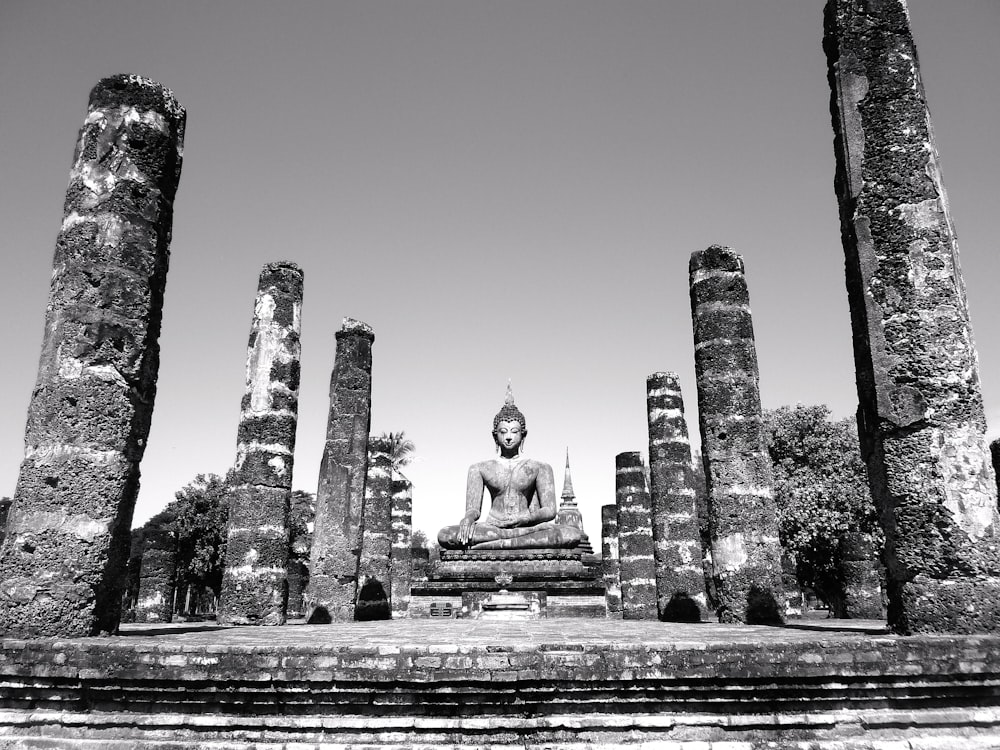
[109,615,891,649]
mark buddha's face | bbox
[495,419,524,454]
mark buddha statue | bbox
[437,387,583,551]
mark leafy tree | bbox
[763,404,879,615]
[376,431,415,479]
[171,473,232,601]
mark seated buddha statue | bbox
[437,387,583,551]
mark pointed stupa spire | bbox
[561,448,576,504]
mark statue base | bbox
[462,590,546,620]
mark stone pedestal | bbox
[689,245,783,625]
[0,75,185,637]
[826,0,1000,633]
[462,590,546,620]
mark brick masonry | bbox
[646,371,707,622]
[600,504,622,617]
[0,75,185,637]
[689,245,784,625]
[218,262,303,626]
[389,473,413,619]
[825,0,1000,635]
[305,319,374,623]
[356,440,393,621]
[614,452,657,620]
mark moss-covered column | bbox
[218,262,303,626]
[690,245,783,624]
[356,440,392,621]
[646,372,707,622]
[0,75,185,637]
[389,473,413,619]
[615,452,657,620]
[601,504,622,617]
[134,527,177,623]
[305,319,374,622]
[825,0,1000,633]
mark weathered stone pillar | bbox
[601,504,622,617]
[840,533,884,620]
[646,372,707,622]
[133,528,177,624]
[389,473,413,619]
[218,262,303,626]
[825,0,1000,633]
[305,319,374,623]
[689,245,783,624]
[615,452,657,620]
[356,440,392,621]
[0,75,185,637]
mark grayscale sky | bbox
[1,1,998,542]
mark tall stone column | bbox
[615,452,657,620]
[389,473,413,619]
[356,440,392,621]
[646,372,707,622]
[305,319,374,622]
[689,245,783,624]
[601,504,622,617]
[134,528,177,624]
[0,75,185,637]
[825,0,1000,633]
[218,262,303,626]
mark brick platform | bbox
[1,618,999,748]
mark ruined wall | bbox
[615,452,657,620]
[646,372,707,622]
[133,527,176,624]
[356,441,392,621]
[389,474,413,619]
[305,319,374,622]
[689,245,783,625]
[825,0,1000,633]
[601,504,622,617]
[0,75,185,637]
[218,262,303,626]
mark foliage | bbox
[763,404,879,614]
[376,431,415,479]
[170,473,232,599]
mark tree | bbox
[169,473,232,603]
[376,431,415,479]
[763,404,879,616]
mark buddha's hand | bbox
[458,514,478,545]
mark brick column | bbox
[0,75,185,637]
[390,473,413,619]
[690,245,783,624]
[133,527,177,624]
[305,319,374,622]
[356,440,392,621]
[615,452,657,620]
[218,262,303,626]
[825,0,1000,633]
[646,372,707,622]
[601,504,622,617]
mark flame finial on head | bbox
[492,381,527,441]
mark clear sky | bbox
[1,1,998,543]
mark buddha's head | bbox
[492,384,527,454]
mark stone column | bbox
[305,319,374,622]
[615,452,657,620]
[356,440,392,621]
[134,528,177,624]
[218,262,303,626]
[389,473,413,619]
[689,245,783,624]
[646,372,707,622]
[825,0,1000,633]
[840,533,884,620]
[601,504,622,617]
[0,75,185,637]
